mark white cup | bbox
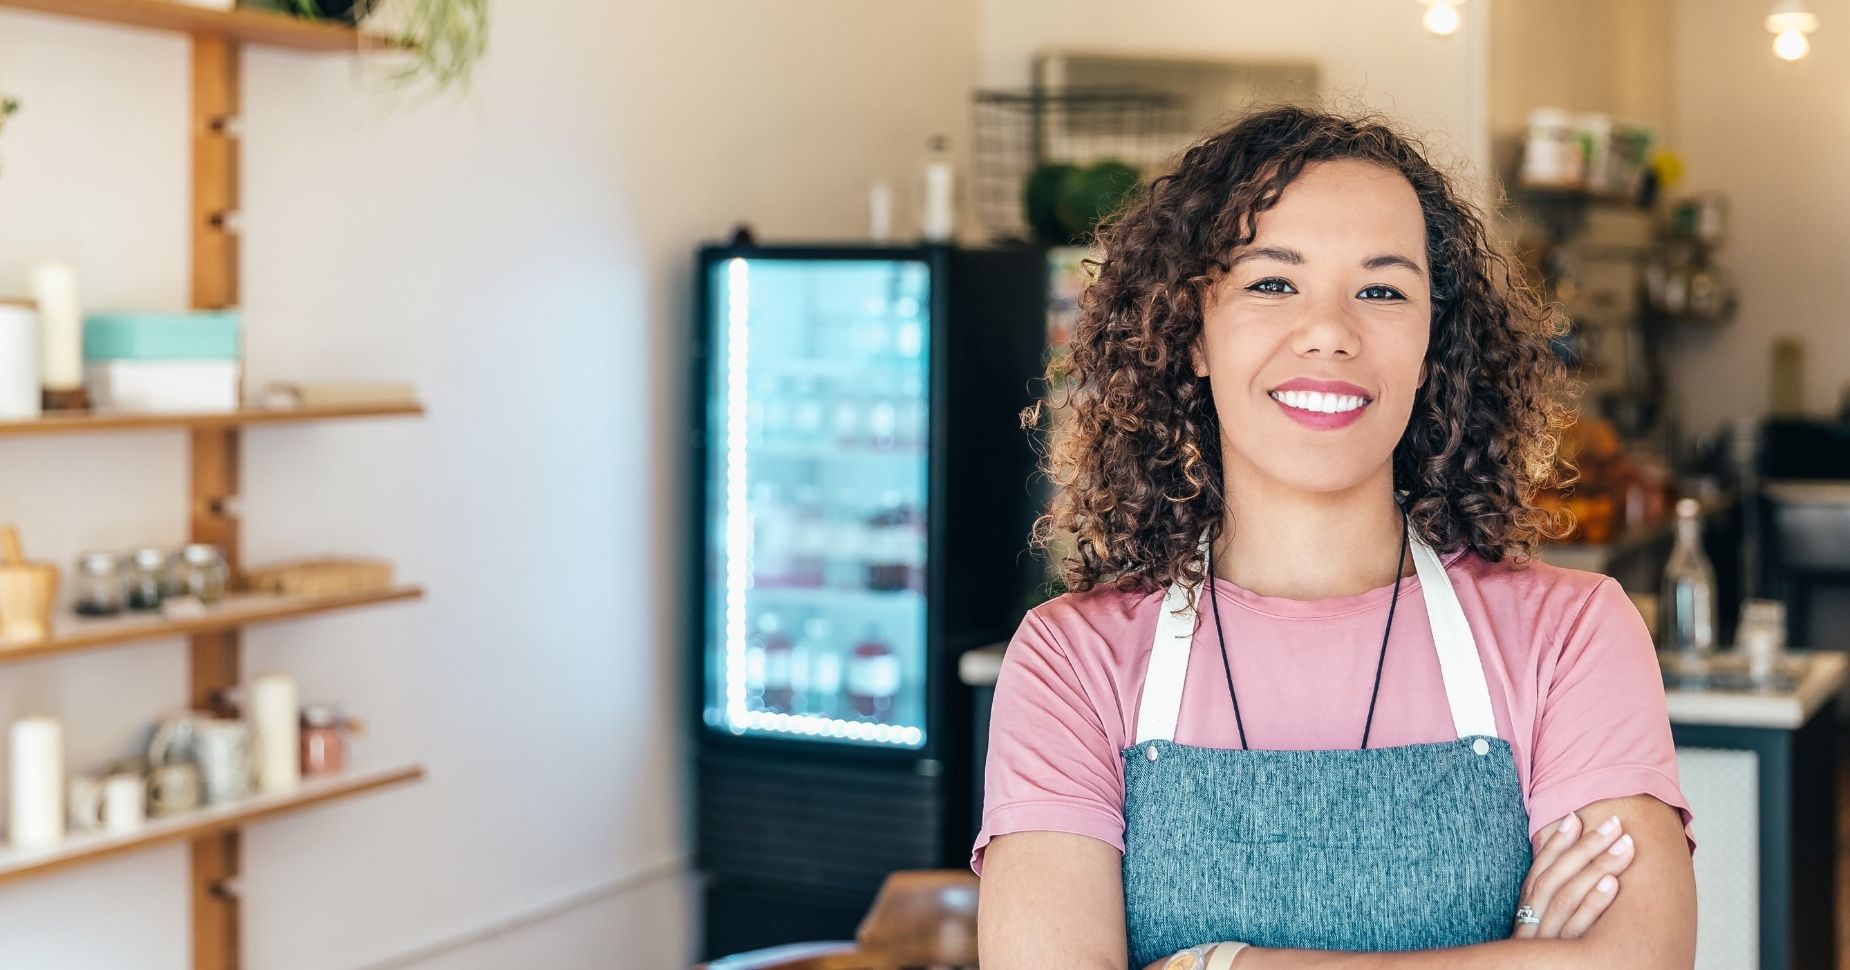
[71,771,146,834]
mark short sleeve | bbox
[1526,577,1696,854]
[970,608,1126,875]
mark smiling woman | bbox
[973,105,1697,970]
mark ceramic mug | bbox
[146,762,201,817]
[70,771,146,834]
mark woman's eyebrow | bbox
[1229,246,1425,278]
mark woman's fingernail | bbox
[1598,815,1621,836]
[1558,813,1580,833]
[1608,834,1633,855]
[1597,875,1618,893]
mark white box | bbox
[84,360,241,413]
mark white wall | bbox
[0,1,975,967]
[1667,0,1850,437]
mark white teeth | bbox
[1269,390,1368,414]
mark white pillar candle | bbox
[8,716,64,847]
[251,673,300,791]
[0,305,40,420]
[30,263,83,391]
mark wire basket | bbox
[971,87,1188,244]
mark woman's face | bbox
[1191,158,1432,498]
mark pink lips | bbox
[1268,377,1374,431]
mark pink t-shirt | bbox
[970,547,1696,875]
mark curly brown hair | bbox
[1025,103,1575,601]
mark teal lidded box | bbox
[84,309,241,361]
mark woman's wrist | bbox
[1160,941,1253,970]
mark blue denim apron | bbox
[1121,528,1531,966]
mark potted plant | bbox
[243,0,489,95]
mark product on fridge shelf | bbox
[800,616,841,718]
[751,482,797,587]
[831,378,863,448]
[896,373,926,450]
[863,493,915,593]
[789,487,828,588]
[824,488,867,590]
[760,612,795,713]
[867,394,899,451]
[846,624,901,721]
[789,376,825,445]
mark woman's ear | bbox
[1191,336,1208,378]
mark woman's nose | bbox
[1290,296,1363,358]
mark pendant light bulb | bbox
[1422,0,1463,37]
[1774,28,1811,60]
[1766,0,1819,61]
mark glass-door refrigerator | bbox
[689,242,1048,960]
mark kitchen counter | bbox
[1662,649,1847,729]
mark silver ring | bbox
[1514,905,1541,926]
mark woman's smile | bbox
[1267,377,1374,430]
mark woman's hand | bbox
[1513,810,1636,939]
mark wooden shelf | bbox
[0,0,399,50]
[0,401,424,438]
[0,585,424,665]
[0,763,424,886]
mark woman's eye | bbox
[1247,278,1295,295]
[1359,285,1406,301]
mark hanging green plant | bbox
[385,0,489,95]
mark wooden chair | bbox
[695,869,980,970]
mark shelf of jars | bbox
[0,585,424,665]
[0,763,424,886]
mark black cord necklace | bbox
[1206,501,1411,751]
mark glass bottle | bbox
[846,624,900,722]
[801,616,840,718]
[1661,498,1717,673]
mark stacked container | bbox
[83,309,241,413]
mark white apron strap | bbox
[1132,531,1209,744]
[1408,535,1499,740]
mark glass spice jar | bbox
[299,705,347,776]
[73,551,126,617]
[126,547,171,611]
[179,544,229,604]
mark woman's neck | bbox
[1210,468,1412,601]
